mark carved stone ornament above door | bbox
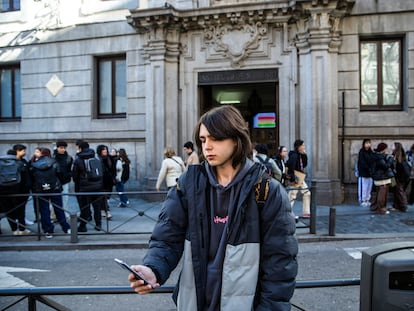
[204,21,267,67]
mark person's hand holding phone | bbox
[128,264,159,294]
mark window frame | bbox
[359,36,403,111]
[95,54,127,119]
[1,0,20,12]
[0,63,21,122]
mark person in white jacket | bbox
[156,147,185,191]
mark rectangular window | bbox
[1,0,20,12]
[360,37,403,110]
[97,55,127,118]
[0,64,21,121]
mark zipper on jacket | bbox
[199,213,205,249]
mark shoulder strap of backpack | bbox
[256,155,270,164]
[255,175,270,209]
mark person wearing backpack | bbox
[30,148,70,238]
[13,144,33,227]
[72,141,105,232]
[128,106,297,310]
[0,150,29,235]
[253,144,281,180]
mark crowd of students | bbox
[356,139,413,215]
[0,140,131,237]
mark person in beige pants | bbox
[287,139,311,218]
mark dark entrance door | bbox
[198,69,279,157]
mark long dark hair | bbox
[194,105,252,168]
[276,145,286,159]
[393,142,406,164]
[118,148,130,165]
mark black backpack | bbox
[256,155,274,178]
[32,165,61,193]
[0,156,21,191]
[84,158,104,182]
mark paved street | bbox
[0,237,411,311]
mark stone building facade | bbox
[0,0,413,204]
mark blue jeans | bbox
[115,181,128,207]
[38,194,70,234]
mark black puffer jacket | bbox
[30,157,62,193]
[72,148,103,192]
[371,152,395,181]
[143,160,298,311]
[357,148,373,178]
[53,150,73,185]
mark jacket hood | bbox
[32,157,55,170]
[77,148,96,160]
[204,158,262,191]
[372,151,387,160]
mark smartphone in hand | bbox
[114,258,154,288]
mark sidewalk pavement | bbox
[1,194,414,251]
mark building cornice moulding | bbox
[129,0,355,64]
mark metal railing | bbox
[1,187,317,242]
[0,191,168,241]
[0,278,360,311]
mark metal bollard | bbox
[329,207,336,236]
[310,186,317,234]
[70,214,78,243]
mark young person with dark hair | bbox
[96,144,115,219]
[286,139,311,218]
[115,148,131,207]
[357,139,374,207]
[370,142,394,215]
[30,148,70,238]
[128,105,298,310]
[183,141,199,166]
[72,141,105,232]
[53,141,73,214]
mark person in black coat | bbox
[286,139,311,218]
[72,142,104,232]
[370,143,394,215]
[96,144,115,220]
[357,139,374,207]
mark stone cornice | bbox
[128,0,355,62]
[127,2,296,34]
[128,1,355,34]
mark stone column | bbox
[295,4,346,205]
[142,24,181,177]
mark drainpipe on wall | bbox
[341,91,345,182]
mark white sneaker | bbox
[66,229,71,235]
[45,233,53,239]
[25,218,34,225]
